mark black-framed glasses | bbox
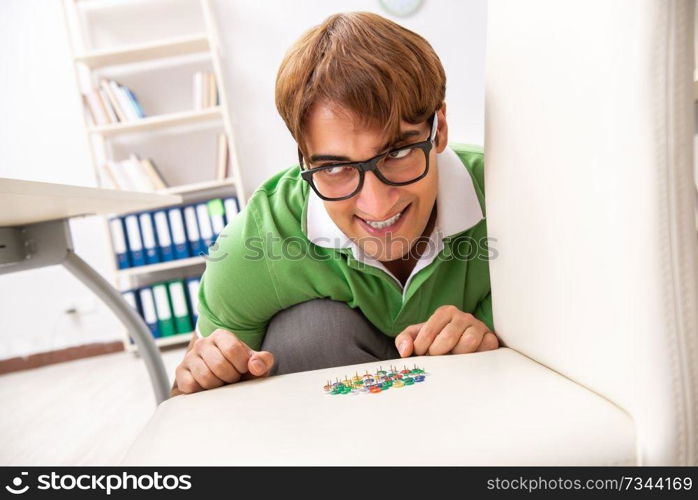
[299,111,439,201]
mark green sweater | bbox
[197,143,493,350]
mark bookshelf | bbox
[62,0,246,353]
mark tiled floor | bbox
[0,346,186,465]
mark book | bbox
[111,80,138,122]
[97,88,118,123]
[100,78,127,122]
[83,91,108,126]
[208,72,217,107]
[215,132,228,180]
[124,87,146,118]
[141,158,168,190]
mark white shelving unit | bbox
[62,0,246,352]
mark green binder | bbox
[167,280,193,334]
[152,283,175,337]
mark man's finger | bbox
[476,332,500,352]
[199,345,241,384]
[427,315,468,356]
[175,365,203,394]
[212,332,253,374]
[246,350,275,377]
[394,323,423,358]
[451,324,488,354]
[414,309,453,355]
[186,356,225,390]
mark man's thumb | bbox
[248,350,274,377]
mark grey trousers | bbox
[260,299,400,376]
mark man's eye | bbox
[320,165,351,176]
[388,148,413,159]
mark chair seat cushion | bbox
[122,348,636,465]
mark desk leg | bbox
[63,250,170,405]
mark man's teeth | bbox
[364,211,403,229]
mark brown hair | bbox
[275,12,446,157]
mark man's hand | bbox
[394,305,499,357]
[172,329,274,396]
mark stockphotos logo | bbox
[3,471,192,496]
[4,472,29,495]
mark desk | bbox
[0,177,182,404]
[122,349,637,465]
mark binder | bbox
[183,205,206,257]
[152,283,175,337]
[185,277,201,325]
[138,212,161,265]
[168,207,190,260]
[223,197,239,224]
[195,203,214,250]
[121,289,141,345]
[123,214,145,267]
[121,289,139,313]
[168,280,193,334]
[138,287,160,338]
[208,198,226,236]
[153,210,175,262]
[109,217,131,269]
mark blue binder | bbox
[223,197,240,225]
[138,287,161,338]
[185,277,201,325]
[153,210,175,262]
[138,212,161,265]
[123,214,145,267]
[109,217,131,269]
[121,289,141,345]
[183,205,207,257]
[195,203,214,250]
[167,207,190,259]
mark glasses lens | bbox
[311,165,361,199]
[377,146,428,183]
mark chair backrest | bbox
[485,0,698,465]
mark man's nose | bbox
[355,171,399,217]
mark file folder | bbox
[109,217,131,269]
[138,287,160,338]
[168,280,193,334]
[185,277,201,325]
[195,203,214,250]
[124,214,145,267]
[121,289,141,345]
[223,197,239,224]
[208,198,226,236]
[183,205,206,257]
[153,210,175,262]
[167,207,190,260]
[138,212,161,265]
[152,283,175,337]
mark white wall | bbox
[0,0,487,358]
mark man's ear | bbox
[435,102,448,153]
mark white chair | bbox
[122,0,698,465]
[486,0,698,465]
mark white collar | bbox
[304,145,484,250]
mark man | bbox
[171,12,498,396]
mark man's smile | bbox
[354,203,411,235]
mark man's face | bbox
[303,102,448,262]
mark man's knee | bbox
[261,299,397,375]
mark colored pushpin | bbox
[414,375,426,382]
[392,380,404,388]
